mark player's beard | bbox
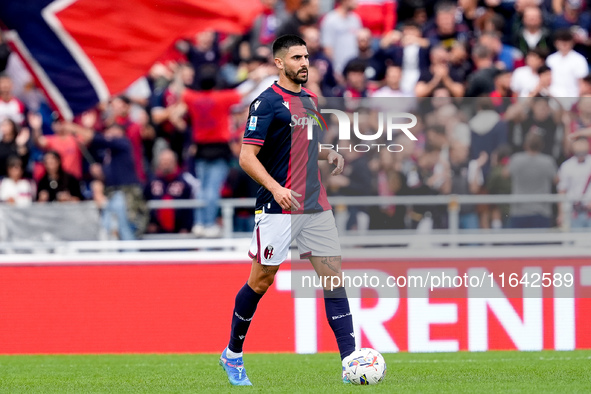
[285,66,308,85]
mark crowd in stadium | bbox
[1,0,591,238]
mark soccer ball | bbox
[342,348,386,385]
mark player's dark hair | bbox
[272,35,307,58]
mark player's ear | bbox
[274,56,284,71]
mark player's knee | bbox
[248,271,276,294]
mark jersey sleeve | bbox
[243,98,274,146]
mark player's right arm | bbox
[239,145,300,211]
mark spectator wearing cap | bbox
[0,156,34,206]
[557,137,591,228]
[506,131,557,228]
[423,2,471,50]
[510,48,547,97]
[36,151,83,203]
[320,0,363,75]
[144,149,193,234]
[513,6,554,56]
[547,29,589,98]
[275,0,320,38]
[465,45,498,97]
[415,46,465,97]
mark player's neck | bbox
[277,75,301,94]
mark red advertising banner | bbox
[0,258,589,354]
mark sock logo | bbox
[239,335,245,339]
[331,312,352,320]
[264,245,274,259]
[234,312,253,322]
[350,332,355,338]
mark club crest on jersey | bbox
[264,245,274,259]
[282,101,290,110]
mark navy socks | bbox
[324,287,356,360]
[228,283,263,353]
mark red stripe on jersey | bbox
[317,169,331,211]
[272,84,298,214]
[243,138,264,146]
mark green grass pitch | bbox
[0,351,589,393]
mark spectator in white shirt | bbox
[547,29,589,100]
[371,65,416,112]
[320,0,362,75]
[511,48,546,97]
[558,137,591,228]
[0,156,34,207]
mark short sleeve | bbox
[243,98,274,146]
[575,56,589,79]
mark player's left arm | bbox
[318,146,344,175]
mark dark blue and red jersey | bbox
[243,82,331,214]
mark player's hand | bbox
[327,151,344,175]
[273,187,302,211]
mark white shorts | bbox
[248,210,341,265]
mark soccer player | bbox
[219,35,356,386]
